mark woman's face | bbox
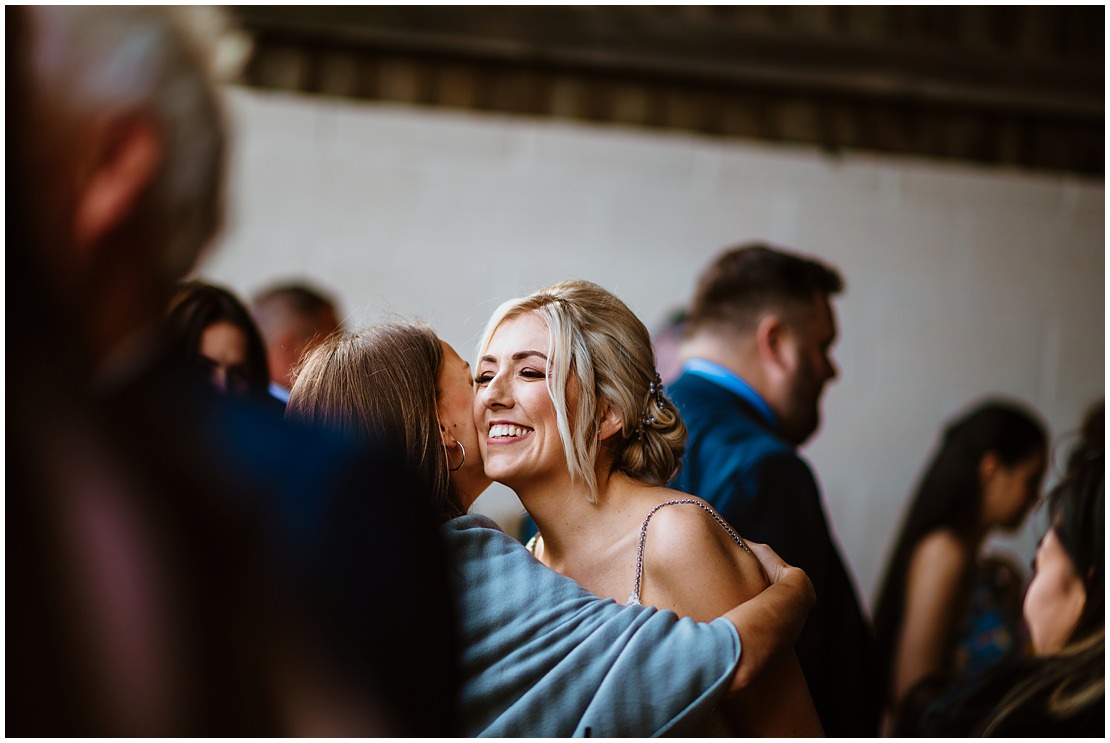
[1023,526,1087,654]
[474,313,568,490]
[436,339,490,509]
[982,450,1046,530]
[198,321,250,394]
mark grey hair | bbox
[477,279,686,503]
[29,6,250,280]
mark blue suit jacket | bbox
[669,371,881,736]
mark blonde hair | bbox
[287,322,464,521]
[478,280,686,502]
[981,629,1104,736]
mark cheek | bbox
[1023,565,1086,654]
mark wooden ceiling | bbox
[231,6,1104,177]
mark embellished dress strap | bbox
[627,499,752,606]
[525,533,540,555]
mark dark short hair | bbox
[686,242,844,334]
[253,283,338,320]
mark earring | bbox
[447,440,466,472]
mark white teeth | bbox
[490,424,531,438]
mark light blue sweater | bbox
[443,514,741,737]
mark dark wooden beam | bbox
[229,6,1105,176]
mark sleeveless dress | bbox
[527,498,753,605]
[528,499,754,736]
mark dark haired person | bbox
[873,399,1048,734]
[919,450,1103,736]
[668,242,881,736]
[167,281,273,401]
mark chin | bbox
[481,460,516,485]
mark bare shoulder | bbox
[911,529,970,574]
[639,493,733,546]
[905,529,971,603]
[637,490,768,619]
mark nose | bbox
[826,354,838,382]
[480,370,511,409]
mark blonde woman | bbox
[474,280,822,736]
[287,321,818,737]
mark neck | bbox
[518,462,644,563]
[454,476,492,513]
[681,334,767,392]
[514,467,588,557]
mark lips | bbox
[488,422,534,440]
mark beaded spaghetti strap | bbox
[627,499,752,605]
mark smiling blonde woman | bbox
[475,279,822,736]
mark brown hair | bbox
[686,242,844,336]
[286,322,464,521]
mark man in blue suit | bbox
[669,243,881,736]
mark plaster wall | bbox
[198,86,1105,612]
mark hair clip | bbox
[637,372,667,438]
[649,372,666,410]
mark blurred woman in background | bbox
[166,281,273,401]
[873,399,1048,734]
[920,450,1103,736]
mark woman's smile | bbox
[487,421,535,442]
[475,312,569,488]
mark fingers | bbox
[746,540,787,583]
[747,540,815,612]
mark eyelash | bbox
[474,368,546,385]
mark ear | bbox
[74,114,162,250]
[597,401,624,442]
[979,451,1001,485]
[755,313,788,370]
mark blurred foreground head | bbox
[18,5,246,370]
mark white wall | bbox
[198,86,1105,612]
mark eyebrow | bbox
[480,350,548,364]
